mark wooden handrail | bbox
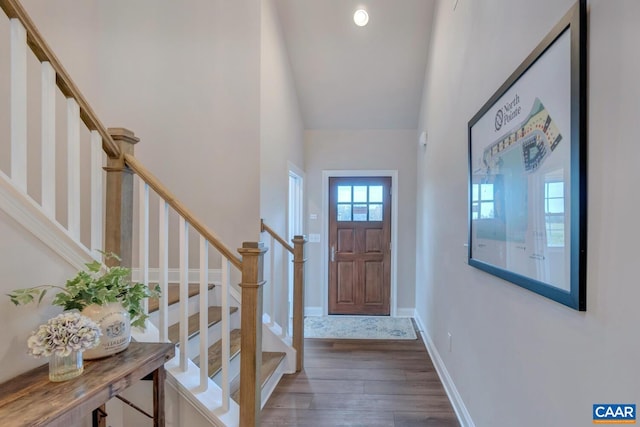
[0,0,120,158]
[124,154,243,270]
[260,219,294,253]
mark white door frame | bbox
[321,169,398,316]
[288,162,305,238]
[288,163,305,320]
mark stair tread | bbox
[230,351,286,403]
[192,329,243,378]
[167,306,239,344]
[148,283,215,313]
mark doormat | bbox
[304,316,417,340]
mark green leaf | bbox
[7,252,161,331]
[85,260,102,273]
[38,289,47,304]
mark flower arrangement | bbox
[27,312,101,358]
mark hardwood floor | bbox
[262,324,459,426]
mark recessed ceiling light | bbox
[353,9,369,27]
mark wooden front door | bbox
[328,177,391,315]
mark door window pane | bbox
[353,204,368,221]
[338,186,352,203]
[547,182,564,198]
[480,202,494,219]
[369,186,383,203]
[480,183,494,200]
[472,183,495,219]
[353,186,367,203]
[334,181,388,222]
[545,216,564,247]
[337,204,352,221]
[547,198,564,214]
[545,180,565,247]
[369,204,383,221]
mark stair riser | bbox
[182,311,241,360]
[211,351,241,388]
[148,288,217,326]
[259,360,286,409]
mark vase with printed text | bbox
[81,302,131,359]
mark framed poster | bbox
[467,1,586,310]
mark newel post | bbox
[238,242,267,427]
[104,128,139,268]
[292,235,307,372]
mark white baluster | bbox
[221,258,231,412]
[90,131,102,258]
[289,246,295,334]
[199,237,209,391]
[179,217,189,371]
[10,19,27,192]
[158,200,169,342]
[138,180,149,316]
[269,235,275,326]
[67,98,80,240]
[281,245,289,338]
[41,62,56,217]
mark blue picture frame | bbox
[467,0,586,310]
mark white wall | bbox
[305,130,417,313]
[259,0,304,324]
[260,0,304,232]
[416,1,640,426]
[21,0,262,251]
[0,211,78,382]
[0,3,108,382]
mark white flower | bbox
[27,312,101,358]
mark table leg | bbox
[92,405,107,427]
[153,366,166,427]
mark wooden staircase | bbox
[150,284,286,406]
[0,1,307,423]
[148,283,212,313]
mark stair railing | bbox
[0,0,119,265]
[1,0,267,424]
[124,151,268,425]
[123,150,242,413]
[260,219,307,372]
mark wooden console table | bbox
[0,342,175,427]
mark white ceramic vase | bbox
[81,302,131,360]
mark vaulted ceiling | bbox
[273,0,435,130]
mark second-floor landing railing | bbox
[260,219,307,372]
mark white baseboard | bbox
[0,170,96,271]
[305,306,323,316]
[413,312,475,427]
[132,268,222,284]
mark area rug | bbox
[304,316,417,340]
